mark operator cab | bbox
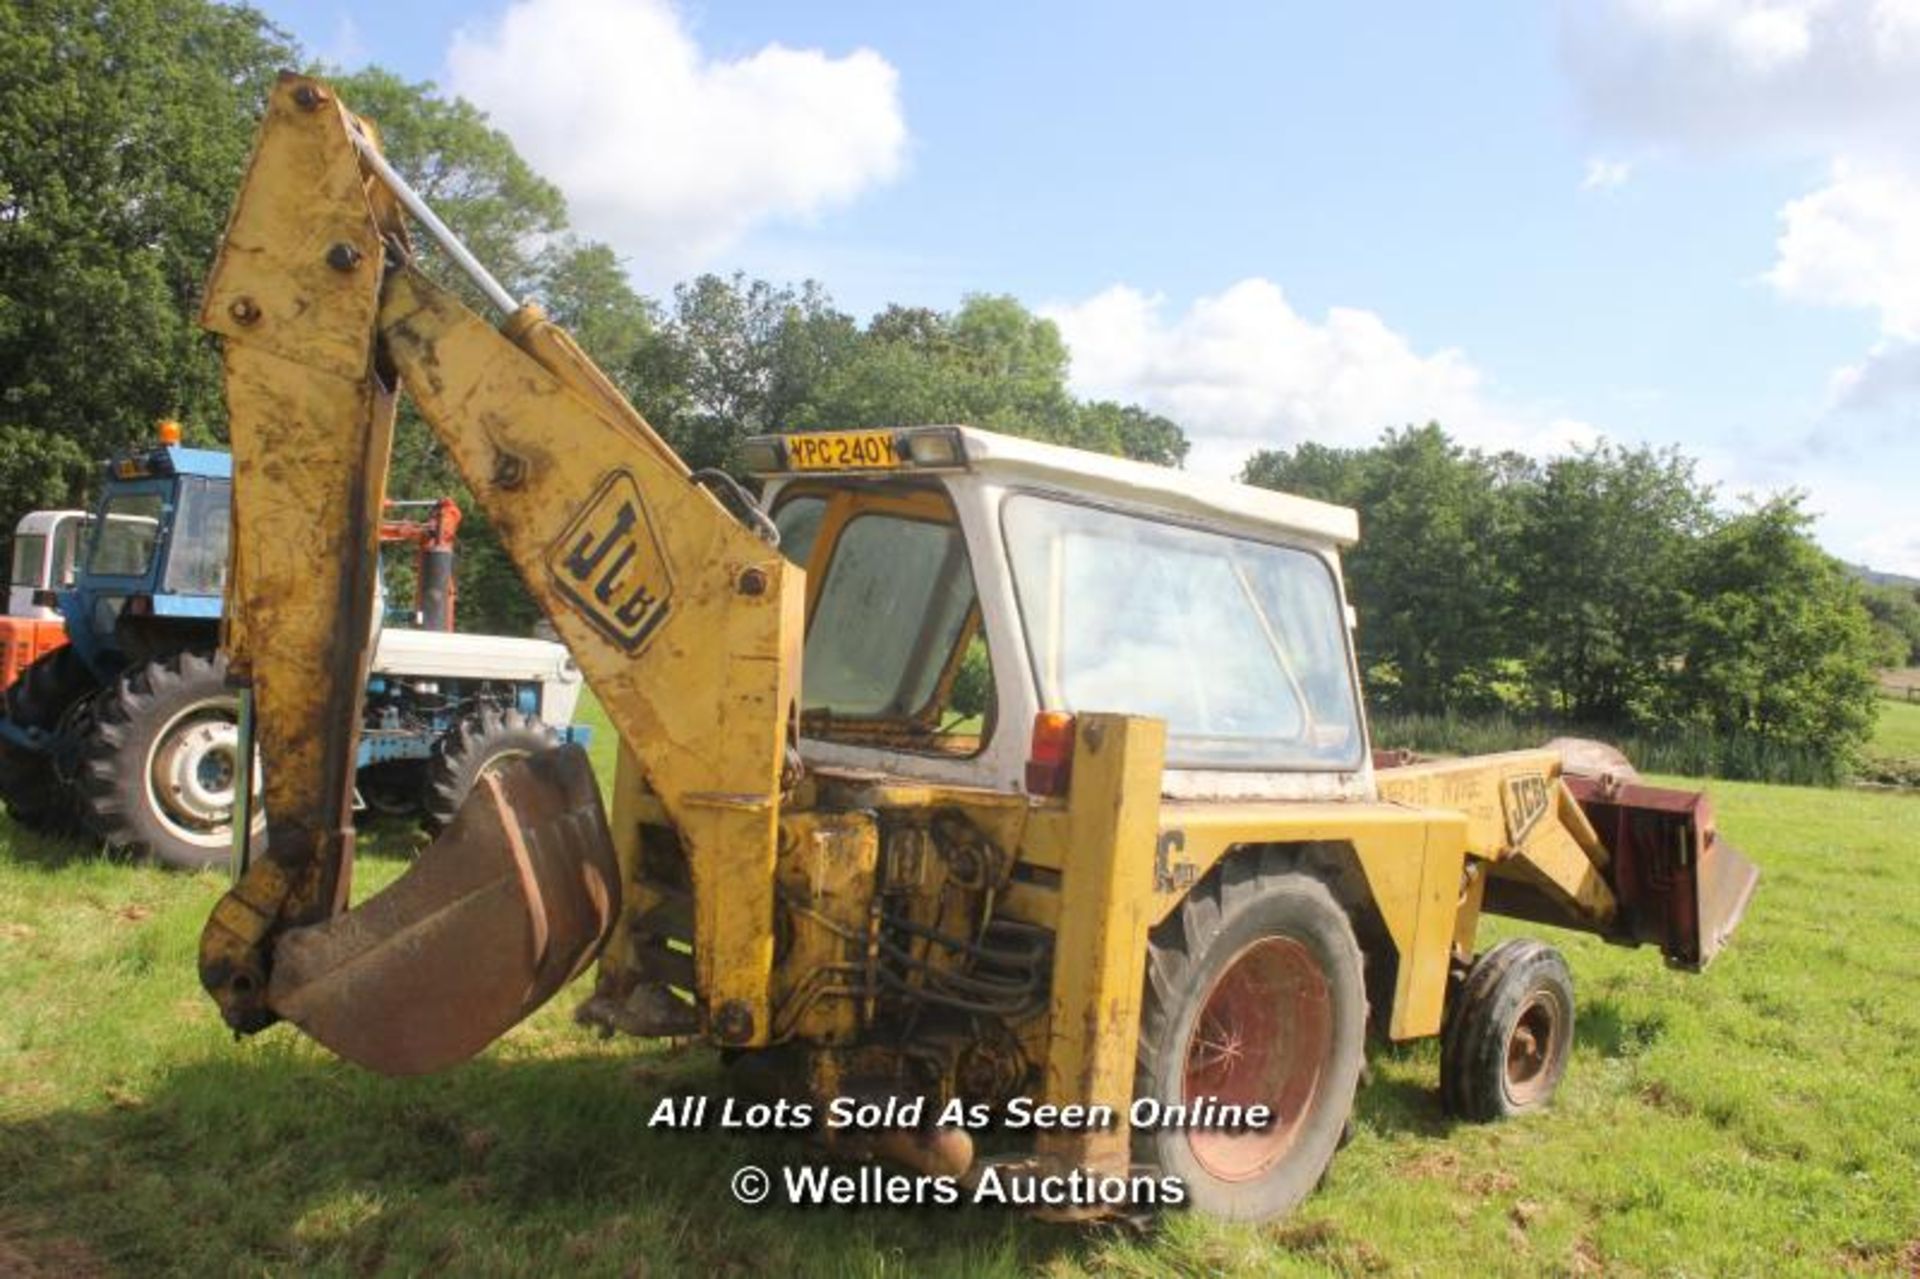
[749,426,1373,802]
[8,510,89,620]
[63,427,233,669]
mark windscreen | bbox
[1002,494,1363,770]
[87,490,165,578]
[162,477,231,595]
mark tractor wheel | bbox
[1439,939,1574,1122]
[357,760,427,821]
[0,646,94,833]
[1135,853,1368,1222]
[423,707,560,833]
[73,648,263,871]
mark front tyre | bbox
[1439,939,1574,1122]
[74,648,262,871]
[423,706,561,833]
[1135,853,1368,1222]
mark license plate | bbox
[787,431,899,471]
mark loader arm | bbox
[197,73,801,1067]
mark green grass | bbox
[4,749,1919,1275]
[1871,696,1920,759]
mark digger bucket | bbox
[265,745,621,1076]
[1563,776,1759,970]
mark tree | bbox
[1074,401,1189,466]
[1662,496,1879,765]
[0,0,294,532]
[1513,443,1713,723]
[1239,442,1368,503]
[0,427,91,515]
[796,294,1099,448]
[533,241,657,377]
[1860,581,1920,668]
[1243,425,1521,714]
[629,282,1192,471]
[626,274,859,470]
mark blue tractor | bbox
[0,428,589,869]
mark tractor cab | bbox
[746,425,1372,803]
[7,509,89,621]
[58,426,232,675]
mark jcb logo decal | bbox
[548,471,673,652]
[1502,772,1551,847]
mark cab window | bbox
[88,490,165,578]
[9,534,46,588]
[1002,493,1363,770]
[776,488,993,757]
[51,517,83,587]
[161,477,231,595]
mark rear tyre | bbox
[1439,939,1574,1122]
[423,706,560,833]
[0,646,94,833]
[74,648,262,871]
[1135,852,1368,1222]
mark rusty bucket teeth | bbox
[265,744,620,1076]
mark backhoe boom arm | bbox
[198,73,801,1067]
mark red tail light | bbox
[1025,711,1076,797]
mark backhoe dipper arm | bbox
[197,73,802,1066]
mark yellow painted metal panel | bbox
[1144,800,1469,1039]
[1036,714,1165,1178]
[378,267,802,1044]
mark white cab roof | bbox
[13,510,87,536]
[952,427,1359,548]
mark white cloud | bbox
[1044,279,1591,477]
[1833,338,1920,407]
[1581,157,1634,191]
[1562,1,1920,414]
[1560,0,1920,157]
[446,0,907,281]
[1766,162,1920,336]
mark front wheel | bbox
[1439,939,1574,1122]
[1135,853,1368,1221]
[423,706,561,832]
[74,648,263,871]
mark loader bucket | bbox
[265,745,620,1075]
[1563,776,1759,970]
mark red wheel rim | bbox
[1503,991,1562,1106]
[1181,935,1333,1182]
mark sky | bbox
[261,0,1920,575]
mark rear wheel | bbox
[1439,939,1574,1122]
[423,706,560,832]
[1135,853,1368,1221]
[74,648,263,871]
[0,646,94,833]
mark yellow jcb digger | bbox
[196,74,1758,1222]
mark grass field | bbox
[1872,696,1920,759]
[3,724,1918,1275]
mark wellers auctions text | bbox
[649,1094,1272,1133]
[781,1164,1187,1209]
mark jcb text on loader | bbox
[196,74,1757,1222]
